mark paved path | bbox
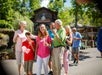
[1,48,102,75]
[68,48,102,75]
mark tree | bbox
[58,7,74,26]
[29,0,41,17]
[48,0,64,12]
[48,0,74,26]
[12,11,34,32]
[0,0,40,31]
[70,0,102,26]
[0,0,14,21]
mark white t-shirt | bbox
[13,30,28,52]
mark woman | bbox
[36,24,52,75]
[13,21,28,75]
[63,25,73,75]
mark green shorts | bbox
[24,60,33,72]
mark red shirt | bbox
[22,40,35,61]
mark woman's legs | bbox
[37,56,43,75]
[18,64,21,75]
[63,50,68,75]
[43,55,50,75]
[16,51,24,75]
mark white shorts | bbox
[15,51,24,65]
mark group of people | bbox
[13,19,82,75]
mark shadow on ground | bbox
[69,51,91,67]
[79,51,91,61]
[96,56,102,58]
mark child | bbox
[22,32,35,75]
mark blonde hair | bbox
[18,21,26,29]
[38,24,48,39]
[19,21,27,26]
[64,25,72,34]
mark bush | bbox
[12,12,34,33]
[0,20,13,29]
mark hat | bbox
[19,21,27,26]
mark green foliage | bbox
[58,7,74,26]
[12,12,34,33]
[29,0,41,17]
[23,16,34,33]
[0,0,101,31]
[0,20,13,29]
[0,0,40,32]
[0,0,14,21]
[48,0,74,26]
[70,0,102,26]
[48,0,64,12]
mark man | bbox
[52,19,66,75]
[72,27,82,66]
[48,22,56,75]
[97,27,102,58]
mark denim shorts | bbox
[72,47,80,54]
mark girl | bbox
[36,24,52,75]
[63,25,73,75]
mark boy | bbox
[22,32,35,75]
